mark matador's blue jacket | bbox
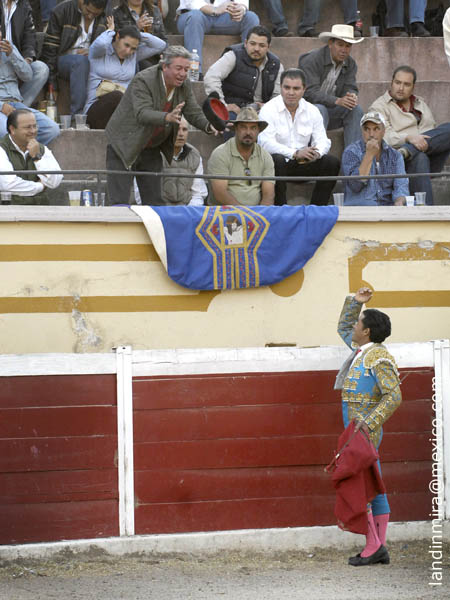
[335,296,402,447]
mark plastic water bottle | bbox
[189,49,200,82]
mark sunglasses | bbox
[244,166,251,186]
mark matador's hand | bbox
[354,287,373,304]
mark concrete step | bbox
[168,34,450,82]
[249,0,447,37]
[166,0,447,37]
[190,79,450,135]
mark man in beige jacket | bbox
[370,65,450,205]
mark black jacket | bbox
[0,0,36,60]
[41,0,108,88]
[222,43,280,107]
[298,44,359,108]
[113,1,167,42]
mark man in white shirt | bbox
[0,108,63,204]
[176,0,259,78]
[161,116,208,205]
[258,68,340,206]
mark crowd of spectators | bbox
[0,0,449,207]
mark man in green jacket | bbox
[105,45,215,206]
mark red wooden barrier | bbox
[133,368,433,535]
[0,375,118,544]
[0,367,434,544]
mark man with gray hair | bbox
[105,45,216,205]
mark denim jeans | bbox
[0,101,60,145]
[177,10,260,73]
[316,103,363,147]
[385,0,426,27]
[261,0,288,34]
[297,0,358,34]
[402,122,450,205]
[19,61,49,106]
[40,0,57,22]
[57,53,90,115]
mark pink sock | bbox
[361,510,381,557]
[374,513,390,546]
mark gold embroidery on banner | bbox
[195,207,270,290]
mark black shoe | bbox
[274,28,294,37]
[410,22,431,37]
[384,27,408,37]
[348,545,390,567]
[298,28,318,38]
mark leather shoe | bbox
[274,29,293,37]
[298,28,318,38]
[384,27,408,37]
[348,544,390,566]
[411,22,431,37]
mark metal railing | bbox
[1,168,449,205]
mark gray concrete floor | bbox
[0,540,448,600]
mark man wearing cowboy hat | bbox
[341,111,409,206]
[298,23,364,147]
[207,107,274,206]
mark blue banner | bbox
[148,204,339,290]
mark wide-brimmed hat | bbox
[360,111,386,127]
[202,93,230,131]
[319,24,364,44]
[229,107,268,132]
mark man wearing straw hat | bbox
[207,107,274,206]
[298,24,364,146]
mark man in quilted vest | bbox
[160,116,208,205]
[335,286,402,566]
[0,108,62,204]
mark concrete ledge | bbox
[0,521,446,561]
[1,205,450,222]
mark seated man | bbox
[342,111,409,206]
[204,25,283,125]
[41,0,108,116]
[176,0,259,78]
[161,116,208,206]
[0,108,63,204]
[370,65,450,205]
[0,0,49,106]
[261,0,362,39]
[0,34,59,144]
[298,24,364,147]
[258,68,340,206]
[384,0,430,37]
[208,107,274,206]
